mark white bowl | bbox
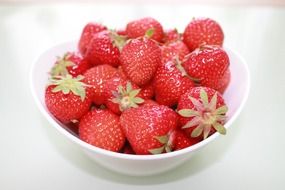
[30,41,250,176]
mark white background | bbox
[0,2,285,190]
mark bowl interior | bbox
[30,41,250,159]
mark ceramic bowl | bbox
[30,41,250,176]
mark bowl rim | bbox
[30,41,250,161]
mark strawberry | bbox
[116,66,155,100]
[78,22,107,55]
[126,17,164,42]
[163,28,180,43]
[103,77,145,114]
[120,105,178,154]
[120,35,161,86]
[116,28,127,36]
[217,68,231,94]
[140,83,154,100]
[117,66,128,80]
[182,45,230,90]
[141,99,158,107]
[161,40,190,64]
[84,30,126,67]
[45,75,93,123]
[83,64,118,105]
[183,18,224,51]
[177,87,228,139]
[50,52,92,77]
[170,130,201,150]
[79,109,125,152]
[154,59,195,107]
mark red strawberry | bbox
[140,83,154,100]
[84,30,126,67]
[183,18,224,51]
[120,36,161,86]
[182,45,230,90]
[45,75,93,123]
[117,66,128,80]
[78,22,107,55]
[79,109,125,152]
[126,17,164,42]
[154,59,195,107]
[83,64,118,105]
[116,28,127,36]
[217,68,231,94]
[50,52,92,77]
[103,77,145,114]
[177,87,228,139]
[170,130,201,151]
[141,99,158,107]
[161,40,190,64]
[163,28,180,43]
[120,105,178,155]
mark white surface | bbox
[30,41,249,176]
[0,3,284,190]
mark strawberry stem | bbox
[49,74,87,101]
[110,31,127,51]
[174,57,200,83]
[50,53,75,77]
[178,88,228,139]
[145,28,154,38]
[111,82,145,111]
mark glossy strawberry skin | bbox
[163,28,180,43]
[141,99,158,107]
[66,53,92,77]
[182,46,230,90]
[102,77,141,115]
[50,52,92,77]
[183,18,224,51]
[84,31,121,67]
[83,64,118,105]
[117,66,128,80]
[79,109,125,152]
[161,41,190,64]
[120,37,161,86]
[177,87,225,136]
[45,85,93,124]
[78,22,107,55]
[126,17,164,42]
[154,60,195,107]
[217,68,231,94]
[120,105,178,155]
[140,83,154,100]
[171,130,201,150]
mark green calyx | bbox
[109,31,127,51]
[50,53,75,77]
[178,88,228,139]
[145,28,154,38]
[149,133,174,155]
[111,82,144,111]
[174,57,188,77]
[174,57,200,83]
[49,74,87,101]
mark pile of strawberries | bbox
[45,17,230,155]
